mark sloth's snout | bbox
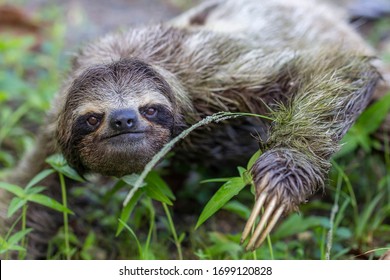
[109,109,139,132]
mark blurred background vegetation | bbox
[0,0,389,259]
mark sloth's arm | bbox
[242,52,381,250]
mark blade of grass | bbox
[196,177,246,229]
[355,192,384,241]
[331,160,358,222]
[116,189,144,236]
[118,219,143,259]
[144,198,155,258]
[326,171,342,260]
[25,169,55,189]
[18,204,28,260]
[162,203,183,260]
[59,172,70,260]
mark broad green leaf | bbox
[222,200,251,220]
[272,214,328,240]
[7,197,26,218]
[1,245,26,253]
[145,171,175,200]
[355,133,371,153]
[196,177,246,229]
[121,174,142,186]
[25,169,55,189]
[237,167,252,185]
[80,231,96,260]
[27,194,73,214]
[83,232,96,249]
[237,166,246,178]
[336,93,390,158]
[335,227,352,240]
[0,236,7,253]
[0,150,14,167]
[7,228,33,246]
[0,182,25,198]
[56,164,85,182]
[247,149,262,170]
[116,189,144,236]
[25,186,46,195]
[46,154,84,182]
[178,232,186,243]
[336,130,359,158]
[144,184,173,205]
[355,93,390,134]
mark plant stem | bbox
[59,173,70,260]
[266,234,274,260]
[18,204,28,260]
[145,198,155,257]
[332,160,359,224]
[162,203,183,260]
[326,172,342,260]
[320,228,326,260]
[384,133,390,205]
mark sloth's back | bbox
[171,0,373,55]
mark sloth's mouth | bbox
[104,131,146,140]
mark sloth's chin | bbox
[78,130,171,177]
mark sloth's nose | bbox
[109,109,138,132]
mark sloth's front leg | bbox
[240,53,380,250]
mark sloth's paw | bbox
[241,148,326,250]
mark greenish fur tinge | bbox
[0,0,383,258]
[252,53,380,212]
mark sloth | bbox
[0,0,383,258]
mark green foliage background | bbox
[0,4,390,260]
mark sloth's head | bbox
[56,59,187,177]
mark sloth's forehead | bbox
[73,89,171,116]
[66,59,174,115]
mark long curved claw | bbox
[254,205,284,249]
[241,191,285,251]
[245,196,277,251]
[241,192,267,243]
[241,173,270,243]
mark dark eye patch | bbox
[62,112,104,174]
[73,113,104,137]
[140,104,174,129]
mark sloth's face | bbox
[57,59,179,177]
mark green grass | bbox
[0,5,390,260]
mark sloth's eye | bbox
[87,116,100,126]
[144,107,157,118]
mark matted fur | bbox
[0,0,382,258]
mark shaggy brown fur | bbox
[0,0,383,258]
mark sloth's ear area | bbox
[70,55,80,70]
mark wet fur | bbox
[0,0,382,258]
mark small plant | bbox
[0,169,73,259]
